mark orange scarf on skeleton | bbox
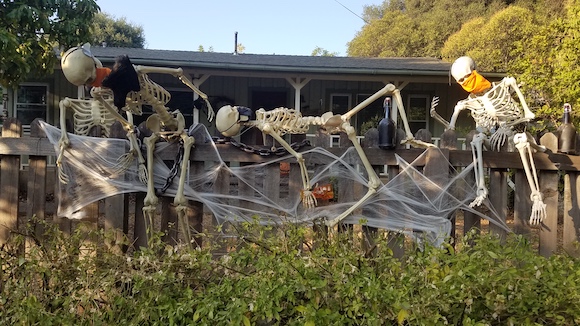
[460,70,491,94]
[90,67,112,87]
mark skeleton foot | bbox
[301,190,317,208]
[529,191,546,226]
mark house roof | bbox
[88,46,455,77]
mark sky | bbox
[94,0,383,56]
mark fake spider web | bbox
[40,121,510,247]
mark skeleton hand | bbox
[430,97,440,116]
[489,126,511,151]
[469,187,488,208]
[57,133,71,184]
[529,191,546,226]
[301,189,317,209]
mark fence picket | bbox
[539,132,560,256]
[0,118,21,244]
[27,119,48,242]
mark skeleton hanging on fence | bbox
[59,43,214,243]
[430,56,546,226]
[215,84,435,227]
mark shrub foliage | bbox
[1,219,579,325]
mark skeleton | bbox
[59,43,214,243]
[216,83,434,227]
[430,56,546,225]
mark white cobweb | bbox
[40,121,510,247]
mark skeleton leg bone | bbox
[513,132,547,225]
[143,133,160,235]
[469,132,488,207]
[174,133,195,245]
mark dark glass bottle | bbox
[558,103,577,155]
[378,97,396,149]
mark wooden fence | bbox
[1,118,579,257]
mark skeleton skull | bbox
[216,105,251,137]
[61,43,100,86]
[450,56,476,84]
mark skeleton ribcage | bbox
[255,108,311,135]
[124,73,172,115]
[463,80,524,131]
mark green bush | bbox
[1,220,579,325]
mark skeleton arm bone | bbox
[259,123,317,208]
[93,90,147,182]
[57,98,73,183]
[504,77,535,121]
[430,96,450,130]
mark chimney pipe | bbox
[234,31,238,55]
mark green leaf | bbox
[397,309,409,325]
[295,305,307,313]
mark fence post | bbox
[561,133,580,257]
[439,129,458,242]
[513,170,533,237]
[337,132,356,236]
[77,127,101,257]
[0,118,21,245]
[362,128,379,255]
[423,147,450,245]
[488,168,508,242]
[27,119,48,244]
[104,122,130,253]
[539,132,560,257]
[562,171,580,257]
[188,161,205,248]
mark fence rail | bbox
[1,118,579,257]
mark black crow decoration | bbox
[102,55,140,109]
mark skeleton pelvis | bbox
[145,112,185,133]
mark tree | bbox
[311,47,338,57]
[90,13,145,48]
[0,0,100,88]
[441,6,537,72]
[347,0,521,58]
[514,0,580,129]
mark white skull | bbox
[216,105,243,137]
[451,56,476,84]
[61,43,101,86]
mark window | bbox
[405,95,429,134]
[15,84,49,133]
[355,93,383,133]
[330,93,351,115]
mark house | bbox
[4,47,504,140]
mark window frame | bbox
[13,83,50,133]
[405,94,430,134]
